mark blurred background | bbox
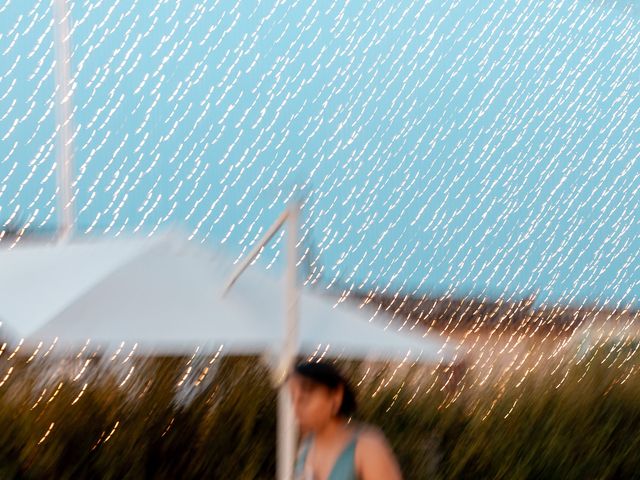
[0,0,638,478]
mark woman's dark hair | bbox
[293,360,357,417]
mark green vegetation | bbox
[0,349,638,479]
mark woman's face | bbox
[288,374,343,432]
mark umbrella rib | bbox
[222,208,290,296]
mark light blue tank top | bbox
[295,431,359,480]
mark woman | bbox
[289,360,403,480]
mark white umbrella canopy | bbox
[298,291,454,362]
[0,234,278,355]
[0,233,457,363]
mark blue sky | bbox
[0,0,638,308]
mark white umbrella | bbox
[0,234,261,353]
[0,231,459,480]
[0,233,456,362]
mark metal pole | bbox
[222,200,303,479]
[222,208,289,296]
[52,0,75,242]
[276,200,300,480]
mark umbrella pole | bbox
[52,0,76,242]
[277,385,297,480]
[277,200,300,480]
[222,199,302,479]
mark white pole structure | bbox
[223,199,302,480]
[277,199,300,480]
[52,0,76,242]
[223,207,289,295]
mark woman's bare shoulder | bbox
[354,425,403,479]
[356,424,388,443]
[355,424,395,456]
